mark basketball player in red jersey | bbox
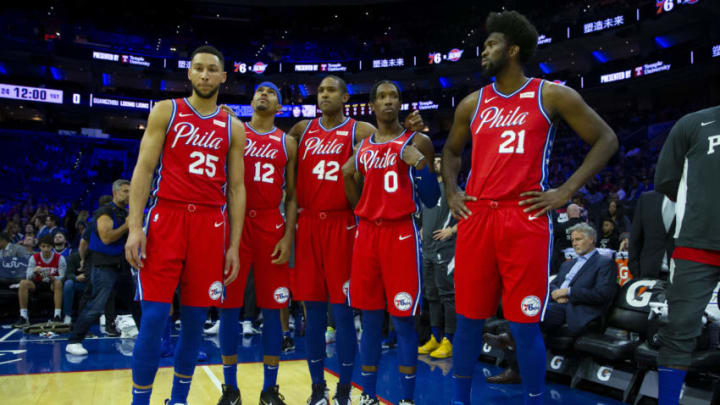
[124,45,246,405]
[285,75,424,405]
[215,81,296,405]
[442,11,618,405]
[342,81,436,405]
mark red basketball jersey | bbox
[151,98,231,207]
[354,129,418,221]
[467,78,555,200]
[296,117,357,211]
[32,252,62,282]
[243,124,288,210]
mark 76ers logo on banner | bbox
[521,295,541,317]
[209,281,223,301]
[394,292,413,311]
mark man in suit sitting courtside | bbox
[483,222,618,384]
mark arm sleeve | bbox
[26,256,36,280]
[655,115,693,201]
[58,256,67,280]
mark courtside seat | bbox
[635,342,720,373]
[569,279,663,402]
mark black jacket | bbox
[629,191,675,279]
[549,251,618,335]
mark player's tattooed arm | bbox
[442,92,479,220]
[272,135,297,265]
[225,117,247,285]
[520,83,618,217]
[286,119,312,142]
[125,100,172,268]
[341,146,363,207]
[355,111,425,145]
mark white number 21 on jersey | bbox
[498,129,525,154]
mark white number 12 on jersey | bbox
[498,129,525,154]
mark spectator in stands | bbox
[604,199,631,234]
[20,223,35,243]
[629,191,675,279]
[0,231,27,258]
[483,223,618,383]
[62,251,86,324]
[598,218,620,250]
[5,222,23,244]
[66,179,139,356]
[13,234,66,328]
[53,232,71,257]
[21,235,36,255]
[36,214,61,238]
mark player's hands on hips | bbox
[519,187,573,218]
[224,248,240,285]
[447,190,477,220]
[433,227,454,241]
[403,110,425,132]
[125,228,147,268]
[401,144,424,168]
[220,104,237,118]
[271,235,292,265]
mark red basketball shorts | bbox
[349,216,421,317]
[221,208,290,309]
[454,199,552,323]
[139,199,226,307]
[292,209,355,304]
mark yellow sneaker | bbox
[418,335,441,354]
[430,337,452,359]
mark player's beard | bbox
[192,83,220,99]
[482,53,509,77]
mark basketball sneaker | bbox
[332,383,352,405]
[242,320,260,336]
[204,320,219,335]
[306,382,329,405]
[358,393,379,405]
[66,343,88,356]
[217,384,241,405]
[105,321,121,337]
[418,335,440,354]
[430,337,452,359]
[12,316,29,329]
[259,385,286,405]
[281,334,295,353]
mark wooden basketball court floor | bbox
[0,324,625,404]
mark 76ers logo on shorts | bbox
[521,295,541,317]
[274,287,290,304]
[208,281,223,301]
[394,292,413,312]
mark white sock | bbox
[20,309,28,319]
[54,309,62,317]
